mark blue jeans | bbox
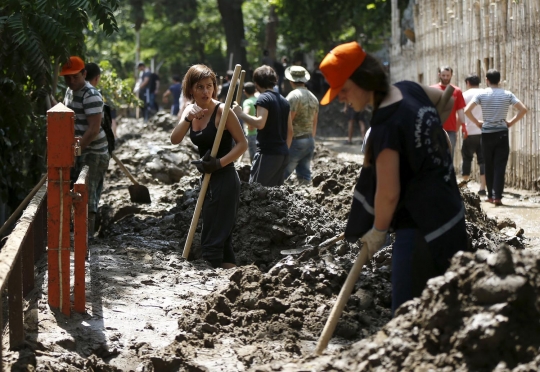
[284,137,315,181]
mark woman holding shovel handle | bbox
[315,42,468,354]
[170,64,247,269]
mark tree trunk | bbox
[217,0,248,70]
[265,5,278,60]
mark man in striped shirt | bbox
[464,69,528,206]
[60,56,110,236]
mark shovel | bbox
[111,153,151,204]
[281,233,345,255]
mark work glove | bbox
[360,227,387,260]
[191,150,222,174]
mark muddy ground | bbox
[3,105,540,371]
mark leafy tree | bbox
[0,0,119,213]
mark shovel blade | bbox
[128,185,151,204]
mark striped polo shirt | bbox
[64,82,108,155]
[473,87,520,133]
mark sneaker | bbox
[485,197,494,203]
[493,199,503,206]
[478,190,486,196]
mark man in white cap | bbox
[283,65,319,184]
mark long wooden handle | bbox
[315,246,369,355]
[111,153,140,186]
[319,232,345,248]
[235,70,246,103]
[182,64,242,259]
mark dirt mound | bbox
[256,245,540,371]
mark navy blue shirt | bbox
[169,83,181,106]
[255,90,290,155]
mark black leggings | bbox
[201,166,240,267]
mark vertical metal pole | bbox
[8,256,24,349]
[73,173,88,313]
[47,103,75,316]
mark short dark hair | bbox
[182,64,217,100]
[486,69,501,84]
[253,65,277,89]
[137,62,145,68]
[85,62,101,82]
[243,82,256,95]
[172,75,181,82]
[465,74,480,86]
[438,66,453,74]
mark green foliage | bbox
[96,60,141,109]
[0,0,119,210]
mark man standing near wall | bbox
[465,69,528,206]
[283,66,319,184]
[461,74,486,195]
[430,66,466,158]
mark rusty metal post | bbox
[47,103,76,316]
[73,166,89,313]
[8,256,24,349]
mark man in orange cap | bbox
[60,56,110,239]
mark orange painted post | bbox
[47,103,76,316]
[73,166,89,313]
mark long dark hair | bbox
[348,54,389,111]
[349,54,389,166]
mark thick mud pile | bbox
[5,111,535,371]
[255,245,540,372]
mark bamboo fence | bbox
[390,0,540,190]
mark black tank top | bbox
[189,103,234,168]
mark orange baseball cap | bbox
[320,42,366,105]
[59,56,85,76]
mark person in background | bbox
[218,70,235,103]
[241,82,258,162]
[283,65,319,184]
[461,74,486,195]
[465,69,528,206]
[162,75,182,116]
[60,57,110,238]
[430,66,466,158]
[319,42,467,315]
[85,62,118,138]
[343,102,370,145]
[170,64,247,269]
[233,65,293,187]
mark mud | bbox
[4,110,539,371]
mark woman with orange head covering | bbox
[320,42,468,314]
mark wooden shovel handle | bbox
[111,153,140,186]
[315,246,369,355]
[235,70,246,103]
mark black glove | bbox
[191,150,222,174]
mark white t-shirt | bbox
[463,88,484,136]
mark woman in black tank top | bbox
[170,65,247,269]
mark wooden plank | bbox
[8,256,23,350]
[0,185,46,292]
[22,223,34,297]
